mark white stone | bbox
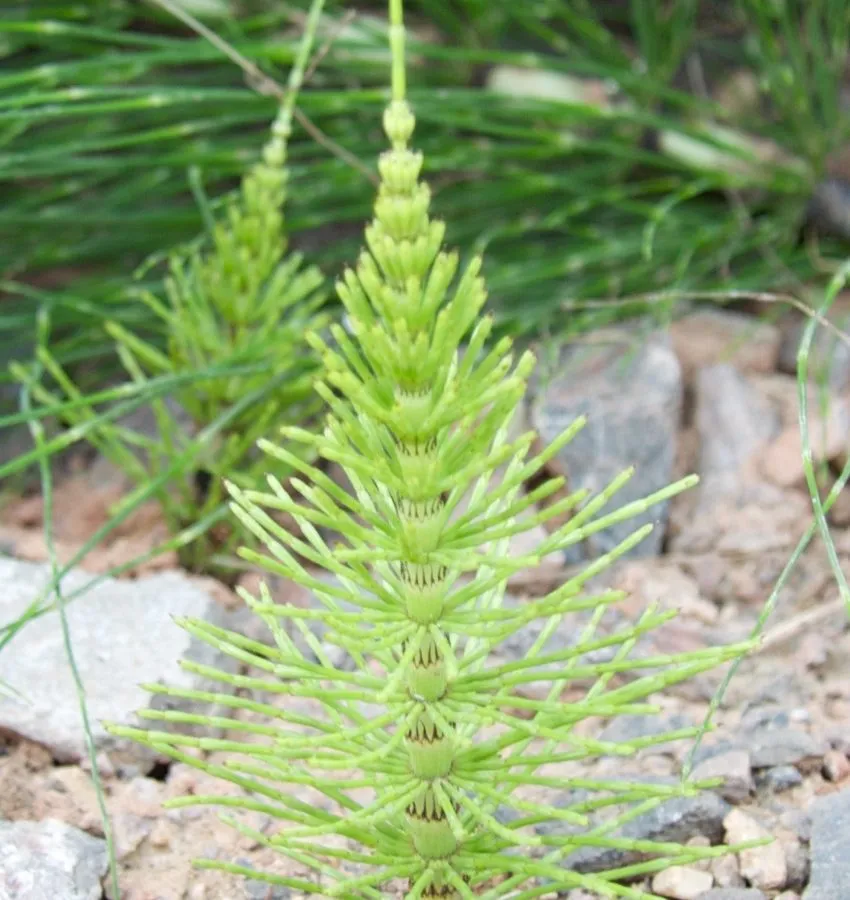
[0,818,107,900]
[651,864,713,899]
[723,809,787,891]
[0,558,240,765]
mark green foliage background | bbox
[4,0,850,385]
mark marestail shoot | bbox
[112,1,753,896]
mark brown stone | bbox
[670,309,781,382]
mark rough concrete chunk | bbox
[0,557,239,766]
[529,328,682,559]
[0,818,107,900]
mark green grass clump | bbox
[112,3,754,896]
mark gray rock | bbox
[759,765,803,793]
[696,890,767,900]
[741,703,793,731]
[245,886,292,900]
[783,837,810,891]
[236,857,294,898]
[0,557,240,766]
[710,852,744,888]
[691,740,744,766]
[780,809,812,843]
[490,595,656,668]
[803,788,850,899]
[598,713,693,746]
[245,880,293,899]
[529,328,683,559]
[746,728,825,772]
[694,364,780,498]
[691,749,754,804]
[532,786,596,838]
[0,818,107,899]
[563,791,730,874]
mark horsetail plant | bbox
[11,0,328,574]
[111,1,754,895]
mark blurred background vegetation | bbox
[3,0,850,574]
[4,0,850,370]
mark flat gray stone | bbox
[759,765,803,793]
[803,787,850,899]
[598,713,694,745]
[529,328,683,559]
[0,818,107,900]
[237,858,294,899]
[0,557,239,766]
[694,364,779,498]
[490,594,655,667]
[746,728,825,772]
[691,749,754,804]
[563,790,730,874]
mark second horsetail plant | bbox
[12,0,328,575]
[113,1,754,896]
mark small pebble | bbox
[148,819,172,849]
[723,809,787,891]
[779,809,811,843]
[797,632,828,669]
[759,765,802,793]
[822,748,850,782]
[710,852,744,888]
[687,834,713,871]
[80,751,116,778]
[747,727,824,772]
[651,864,713,899]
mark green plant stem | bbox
[22,313,120,899]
